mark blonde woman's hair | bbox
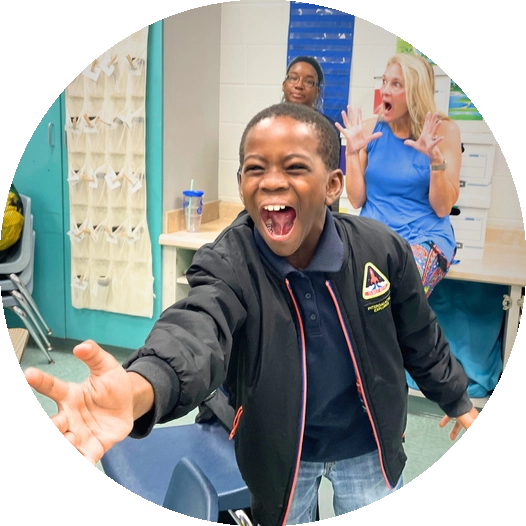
[381,53,447,139]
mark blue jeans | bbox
[286,450,403,524]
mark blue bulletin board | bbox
[287,2,355,125]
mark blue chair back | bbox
[101,421,250,512]
[163,457,219,521]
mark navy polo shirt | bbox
[254,210,377,462]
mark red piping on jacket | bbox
[281,279,308,526]
[229,406,244,440]
[325,280,392,490]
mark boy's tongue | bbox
[266,209,296,236]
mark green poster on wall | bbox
[448,81,482,120]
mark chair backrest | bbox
[100,421,250,512]
[162,456,219,521]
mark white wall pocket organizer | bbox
[68,217,93,309]
[65,28,154,317]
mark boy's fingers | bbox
[72,340,119,376]
[51,411,70,435]
[24,367,69,403]
[24,340,112,399]
[449,422,463,441]
[438,415,450,428]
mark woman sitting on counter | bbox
[337,53,462,297]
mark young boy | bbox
[25,103,478,526]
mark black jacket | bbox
[124,210,472,526]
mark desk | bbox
[160,217,526,406]
[159,202,244,310]
[407,229,526,408]
[446,229,526,368]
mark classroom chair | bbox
[162,456,220,521]
[100,420,251,517]
[1,195,53,363]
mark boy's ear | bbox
[238,171,245,204]
[325,169,344,207]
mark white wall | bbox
[217,1,523,230]
[163,6,221,211]
[218,0,290,202]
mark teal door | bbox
[5,95,68,337]
[5,21,163,351]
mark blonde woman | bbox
[336,53,462,296]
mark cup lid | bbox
[183,190,204,197]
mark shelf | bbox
[176,275,189,285]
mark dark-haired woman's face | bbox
[282,62,320,108]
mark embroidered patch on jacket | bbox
[366,295,391,314]
[362,262,390,299]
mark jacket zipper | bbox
[325,280,392,490]
[282,279,308,526]
[227,281,308,526]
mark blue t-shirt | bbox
[361,120,456,262]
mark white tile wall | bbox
[247,45,287,86]
[220,45,248,85]
[218,0,289,203]
[216,3,523,231]
[349,19,397,120]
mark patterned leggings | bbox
[411,240,452,297]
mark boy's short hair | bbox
[238,103,340,171]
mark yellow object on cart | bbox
[1,184,25,254]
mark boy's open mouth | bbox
[261,205,296,237]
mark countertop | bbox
[160,201,244,250]
[160,206,526,287]
[447,227,526,286]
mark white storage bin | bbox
[460,142,495,187]
[450,206,488,259]
[456,132,495,213]
[456,181,492,209]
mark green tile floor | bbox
[17,336,472,522]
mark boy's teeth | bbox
[265,205,285,211]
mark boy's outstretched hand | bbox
[439,406,479,441]
[24,340,148,465]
